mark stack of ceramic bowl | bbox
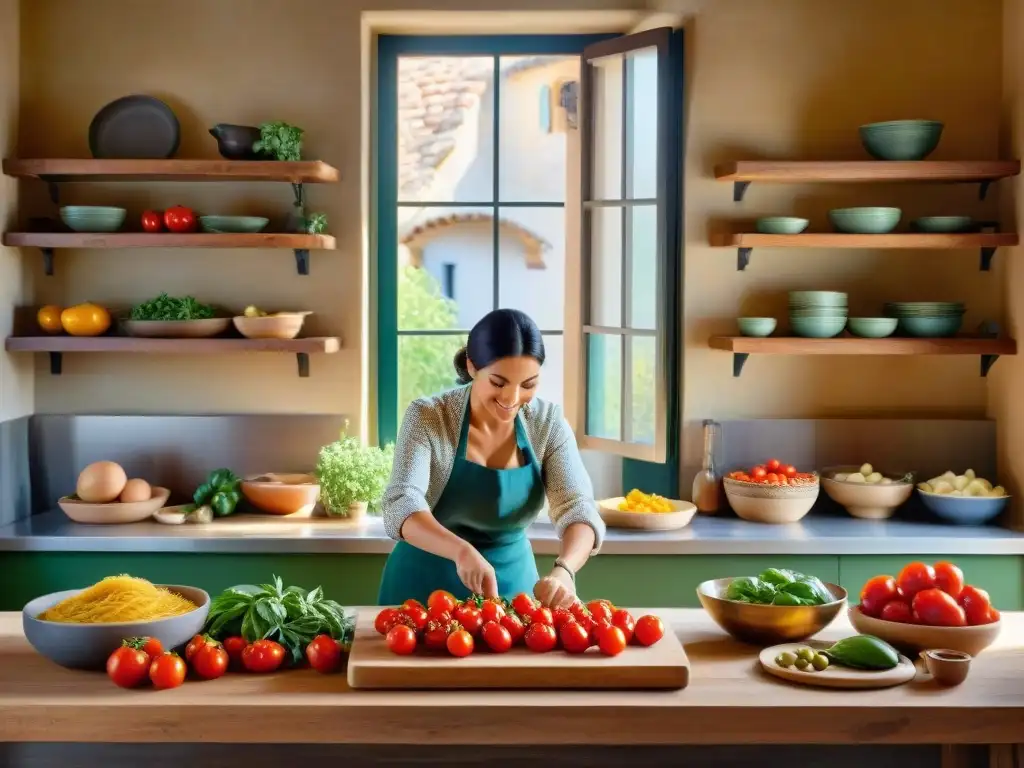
[59,206,127,233]
[789,291,848,338]
[884,302,965,338]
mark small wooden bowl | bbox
[849,606,1001,657]
[232,312,311,340]
[58,487,170,524]
[597,498,697,530]
[920,649,972,686]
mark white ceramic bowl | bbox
[821,467,914,520]
[597,497,697,530]
[723,477,819,524]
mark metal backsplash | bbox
[0,416,32,524]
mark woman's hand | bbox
[455,542,499,599]
[534,566,576,609]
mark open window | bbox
[575,28,681,465]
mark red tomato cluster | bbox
[859,561,1000,627]
[376,590,666,658]
[727,458,816,487]
[140,206,197,233]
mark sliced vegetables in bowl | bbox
[915,469,1009,525]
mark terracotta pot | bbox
[346,501,368,522]
[241,473,320,516]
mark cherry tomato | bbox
[447,628,474,657]
[879,599,915,624]
[427,590,457,615]
[402,598,425,611]
[480,600,506,624]
[306,634,344,674]
[386,624,418,655]
[511,592,535,617]
[560,621,591,654]
[524,622,557,653]
[500,613,526,644]
[586,600,614,623]
[452,604,484,635]
[375,607,402,635]
[242,639,286,672]
[141,210,163,233]
[959,584,998,625]
[222,636,247,667]
[481,621,513,653]
[569,601,591,623]
[860,575,899,608]
[163,205,196,233]
[751,466,767,480]
[185,633,217,662]
[896,562,936,601]
[123,635,164,660]
[934,562,965,600]
[192,643,229,680]
[912,588,967,627]
[634,615,665,646]
[106,645,151,689]
[858,597,885,618]
[531,606,554,626]
[595,624,627,656]
[764,472,780,485]
[551,607,574,630]
[423,621,451,651]
[402,604,429,632]
[611,609,636,643]
[149,652,187,690]
[427,606,452,624]
[765,458,781,471]
[781,464,797,478]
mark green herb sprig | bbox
[254,121,304,162]
[203,575,354,666]
[130,293,215,321]
[305,212,328,234]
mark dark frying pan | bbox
[88,95,181,159]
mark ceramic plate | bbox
[89,95,180,159]
[759,641,916,689]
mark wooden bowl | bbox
[723,477,819,524]
[232,312,311,340]
[58,487,170,524]
[122,319,231,338]
[597,498,697,530]
[241,473,320,515]
[821,467,913,520]
[848,606,1001,657]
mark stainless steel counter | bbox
[2,510,1023,555]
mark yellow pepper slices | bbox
[617,488,675,513]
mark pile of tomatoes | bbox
[105,632,346,690]
[376,591,665,658]
[859,561,1000,627]
[727,458,817,487]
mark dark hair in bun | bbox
[453,309,545,384]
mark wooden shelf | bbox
[4,336,342,378]
[2,159,340,184]
[710,232,1018,271]
[709,335,1017,378]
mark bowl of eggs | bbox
[916,469,1010,526]
[58,461,169,524]
[597,489,697,531]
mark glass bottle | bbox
[692,419,722,514]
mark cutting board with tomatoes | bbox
[346,608,690,690]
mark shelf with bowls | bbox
[714,160,1021,202]
[4,335,342,378]
[2,231,336,277]
[708,335,1017,378]
[710,232,1019,271]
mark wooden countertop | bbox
[1,609,1021,745]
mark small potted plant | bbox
[315,429,395,521]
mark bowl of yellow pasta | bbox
[597,489,697,531]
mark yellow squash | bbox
[60,302,111,337]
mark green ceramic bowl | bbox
[790,316,847,339]
[897,315,963,338]
[199,216,270,234]
[788,291,848,308]
[737,317,777,337]
[912,216,974,233]
[755,217,809,235]
[789,309,849,318]
[859,120,944,161]
[59,206,127,233]
[829,207,902,234]
[846,317,898,338]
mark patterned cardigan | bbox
[381,385,605,551]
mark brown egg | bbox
[76,461,128,504]
[119,478,152,503]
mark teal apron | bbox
[378,401,545,605]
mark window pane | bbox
[498,206,564,330]
[626,47,658,200]
[397,56,494,203]
[398,206,494,330]
[586,332,621,440]
[498,56,579,202]
[591,55,622,201]
[398,334,467,422]
[538,334,564,407]
[629,203,657,330]
[588,206,622,327]
[629,335,657,445]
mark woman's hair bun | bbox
[453,347,472,384]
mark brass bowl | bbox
[696,577,847,645]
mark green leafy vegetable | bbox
[771,591,812,606]
[823,635,899,671]
[130,293,215,321]
[725,569,835,606]
[725,576,777,604]
[254,121,304,162]
[760,568,800,587]
[193,468,242,517]
[305,212,328,234]
[316,429,395,516]
[203,575,354,666]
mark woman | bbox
[379,308,605,609]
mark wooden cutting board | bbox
[758,642,917,690]
[346,609,690,690]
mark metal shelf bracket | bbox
[979,180,992,201]
[49,352,62,375]
[737,247,752,271]
[296,352,310,378]
[294,249,310,275]
[980,354,1000,377]
[732,353,749,377]
[40,248,54,276]
[980,246,997,272]
[733,181,751,202]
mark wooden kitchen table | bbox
[0,609,1021,766]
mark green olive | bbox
[775,651,797,667]
[794,657,810,670]
[796,647,816,662]
[811,654,830,671]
